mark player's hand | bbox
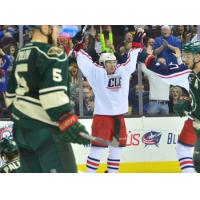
[132,28,146,48]
[59,113,90,145]
[73,42,86,52]
[162,39,169,48]
[172,48,181,58]
[173,97,191,117]
[73,31,84,43]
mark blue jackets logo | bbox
[0,127,13,141]
[142,131,162,147]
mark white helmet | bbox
[99,53,117,65]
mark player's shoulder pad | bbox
[48,47,64,57]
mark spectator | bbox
[168,86,183,114]
[145,37,155,55]
[74,87,94,116]
[117,41,132,64]
[4,44,17,73]
[153,25,181,65]
[0,48,10,118]
[173,25,188,46]
[128,83,149,115]
[99,25,115,53]
[69,61,79,106]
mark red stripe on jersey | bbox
[180,161,193,166]
[157,70,191,79]
[87,160,99,167]
[107,162,120,166]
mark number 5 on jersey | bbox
[53,68,62,82]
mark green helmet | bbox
[0,138,19,157]
[183,41,200,54]
[190,41,200,54]
[183,42,193,53]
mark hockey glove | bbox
[59,113,90,145]
[73,43,86,52]
[173,97,191,117]
[132,28,145,48]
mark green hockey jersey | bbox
[5,42,72,129]
[189,71,200,120]
[0,159,20,173]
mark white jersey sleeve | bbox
[116,48,141,75]
[76,49,104,86]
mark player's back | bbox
[0,159,20,173]
[9,42,69,129]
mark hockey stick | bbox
[67,25,88,57]
[79,132,119,147]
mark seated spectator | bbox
[69,61,79,106]
[117,41,132,64]
[145,37,155,55]
[173,25,188,47]
[4,44,17,74]
[168,86,183,114]
[0,48,10,118]
[128,83,149,115]
[153,25,181,65]
[57,33,72,55]
[74,87,94,116]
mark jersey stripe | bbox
[40,91,69,109]
[39,86,68,94]
[13,99,58,126]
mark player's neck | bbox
[193,63,200,74]
[31,33,48,44]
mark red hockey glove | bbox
[73,42,86,52]
[59,113,90,145]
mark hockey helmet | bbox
[0,138,19,157]
[99,53,116,65]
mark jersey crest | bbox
[48,47,63,56]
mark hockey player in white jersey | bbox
[73,28,144,173]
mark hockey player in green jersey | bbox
[5,25,90,173]
[0,138,20,173]
[172,41,200,172]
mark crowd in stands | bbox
[0,25,198,118]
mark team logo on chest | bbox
[107,74,122,91]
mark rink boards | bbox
[75,117,186,173]
[0,117,186,172]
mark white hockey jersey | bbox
[76,48,140,115]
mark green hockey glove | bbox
[59,113,90,145]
